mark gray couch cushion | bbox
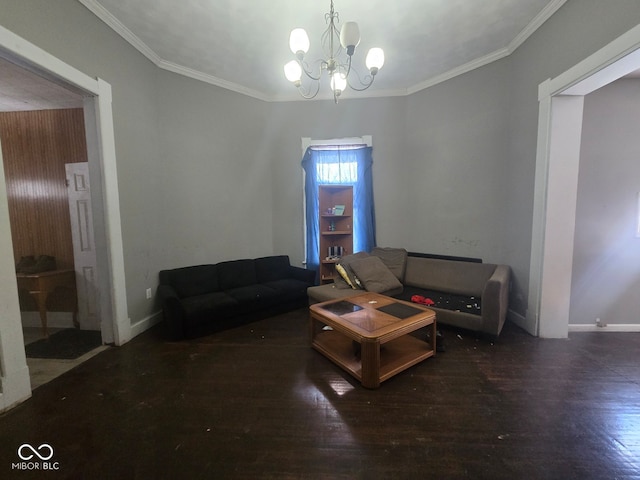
[404,257,496,297]
[349,256,404,296]
[371,247,408,281]
[335,252,369,289]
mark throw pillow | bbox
[333,269,353,289]
[336,252,369,289]
[349,256,403,296]
[371,247,408,281]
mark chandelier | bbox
[283,0,385,103]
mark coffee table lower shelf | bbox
[312,330,434,388]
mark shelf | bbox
[312,330,435,385]
[321,259,340,264]
[319,185,353,287]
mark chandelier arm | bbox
[285,0,383,100]
[345,63,376,91]
[300,60,323,81]
[297,80,321,99]
[343,55,353,79]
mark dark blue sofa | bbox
[158,255,315,339]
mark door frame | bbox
[0,25,130,411]
[528,24,640,337]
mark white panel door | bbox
[65,162,100,330]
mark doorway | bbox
[0,107,105,389]
[528,24,640,338]
[0,28,130,411]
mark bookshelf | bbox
[318,185,353,283]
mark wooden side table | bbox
[16,269,78,338]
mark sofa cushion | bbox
[336,252,369,289]
[332,274,352,289]
[181,291,238,317]
[217,259,257,290]
[262,279,310,300]
[160,265,218,298]
[371,247,408,281]
[398,286,482,315]
[307,283,362,303]
[225,284,279,303]
[404,257,496,297]
[349,255,404,296]
[255,255,291,282]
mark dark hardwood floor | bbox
[1,309,639,479]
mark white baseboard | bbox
[569,324,640,332]
[130,310,162,338]
[22,310,164,338]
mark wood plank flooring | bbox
[0,309,639,479]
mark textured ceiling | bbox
[78,0,568,101]
[0,57,84,112]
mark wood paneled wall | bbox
[0,108,87,271]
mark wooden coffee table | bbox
[310,292,436,388]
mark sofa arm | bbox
[288,265,317,284]
[157,284,187,340]
[480,265,511,337]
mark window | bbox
[301,138,376,277]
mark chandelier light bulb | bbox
[330,71,347,93]
[365,47,385,75]
[289,28,310,57]
[285,1,384,101]
[284,60,303,85]
[339,22,361,56]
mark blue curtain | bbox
[302,146,376,277]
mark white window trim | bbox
[302,136,372,150]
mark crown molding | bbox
[406,0,568,95]
[77,0,160,64]
[267,85,408,102]
[80,0,568,102]
[507,0,568,53]
[407,48,510,95]
[156,60,271,102]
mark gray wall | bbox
[570,78,640,325]
[502,0,640,317]
[154,72,271,267]
[268,96,408,266]
[2,0,640,329]
[0,0,163,322]
[403,59,511,262]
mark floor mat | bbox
[25,329,102,359]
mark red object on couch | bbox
[411,295,435,306]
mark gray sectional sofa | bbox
[307,248,511,338]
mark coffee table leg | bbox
[360,338,380,389]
